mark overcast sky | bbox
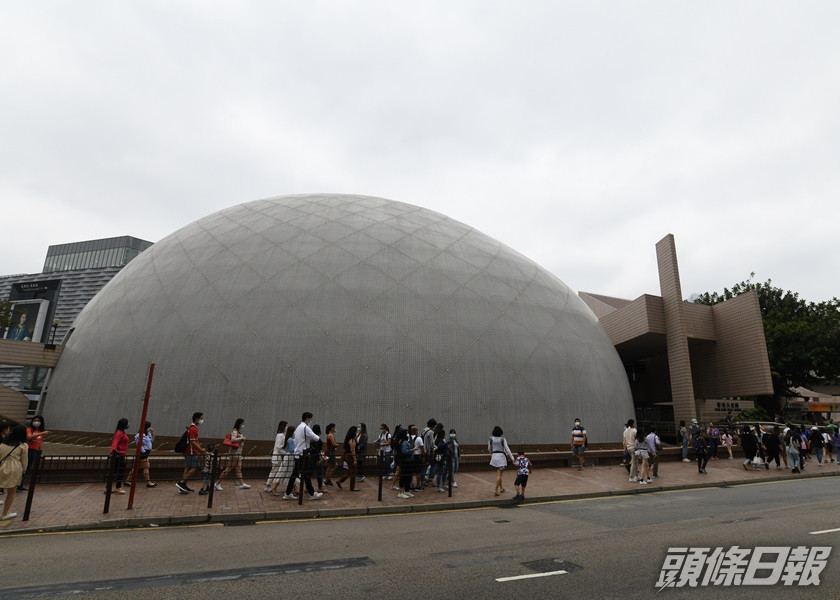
[2,2,838,303]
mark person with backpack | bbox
[283,412,323,501]
[741,425,759,470]
[176,412,206,494]
[433,429,449,492]
[421,418,437,485]
[693,429,709,474]
[488,426,514,496]
[810,426,825,465]
[396,429,414,499]
[377,424,393,480]
[763,425,783,470]
[785,426,802,473]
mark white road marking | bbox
[809,527,840,535]
[496,569,568,582]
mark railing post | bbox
[103,453,118,514]
[207,449,219,509]
[448,449,453,498]
[377,453,383,502]
[22,450,42,522]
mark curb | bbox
[3,469,837,536]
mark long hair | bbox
[4,425,27,447]
[116,418,129,432]
[233,418,244,432]
[30,414,46,432]
[344,426,358,446]
[276,420,288,434]
[284,425,296,450]
[358,422,367,436]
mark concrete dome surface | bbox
[45,194,633,443]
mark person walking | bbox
[107,418,130,494]
[0,424,28,521]
[273,425,297,497]
[624,419,639,481]
[336,426,359,491]
[646,426,661,478]
[512,450,532,501]
[635,429,652,484]
[786,427,802,473]
[309,424,326,493]
[218,418,250,489]
[570,418,587,470]
[721,429,734,460]
[19,415,49,492]
[679,420,689,462]
[763,425,783,470]
[356,423,368,482]
[448,429,460,488]
[264,421,288,493]
[741,425,759,470]
[323,423,340,486]
[283,412,323,500]
[823,428,835,464]
[133,421,157,487]
[177,412,205,494]
[810,426,825,465]
[488,426,514,496]
[694,430,709,474]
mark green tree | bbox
[694,278,840,403]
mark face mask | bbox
[199,419,205,425]
[33,422,41,428]
[575,422,581,427]
[449,434,456,439]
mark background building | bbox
[0,236,151,417]
[42,194,634,444]
[580,234,774,435]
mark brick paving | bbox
[2,456,836,534]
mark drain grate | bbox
[494,519,511,523]
[522,558,583,574]
[224,520,256,526]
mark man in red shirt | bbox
[176,412,205,493]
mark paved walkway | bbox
[2,458,837,535]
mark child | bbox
[513,450,532,501]
[198,443,217,495]
[721,429,734,459]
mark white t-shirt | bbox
[413,435,424,455]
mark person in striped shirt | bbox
[570,419,587,470]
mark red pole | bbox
[127,362,155,510]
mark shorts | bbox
[514,474,529,487]
[140,451,150,460]
[184,454,200,469]
[327,451,336,466]
[203,473,212,484]
[572,445,585,456]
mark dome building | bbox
[44,194,633,444]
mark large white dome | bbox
[45,194,632,443]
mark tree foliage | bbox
[694,278,840,395]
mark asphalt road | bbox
[2,478,839,600]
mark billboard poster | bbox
[4,299,50,343]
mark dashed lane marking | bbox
[496,570,568,582]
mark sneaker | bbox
[406,492,414,498]
[629,477,638,482]
[397,492,410,499]
[645,478,652,483]
[175,481,189,493]
[0,512,17,520]
[639,480,649,485]
[309,492,323,500]
[238,483,251,489]
[391,486,399,491]
[357,476,365,482]
[437,487,445,492]
[282,493,297,500]
[452,482,458,488]
[114,488,126,495]
[263,486,272,493]
[324,480,333,486]
[198,489,209,495]
[214,483,223,491]
[652,475,659,478]
[682,458,691,462]
[183,484,195,493]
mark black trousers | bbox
[285,456,315,496]
[697,453,708,472]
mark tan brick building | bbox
[580,234,773,435]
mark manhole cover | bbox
[522,558,583,573]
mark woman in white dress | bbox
[264,420,287,493]
[488,426,514,496]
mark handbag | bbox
[222,433,240,449]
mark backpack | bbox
[401,439,413,455]
[173,429,189,453]
[434,439,447,462]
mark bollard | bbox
[22,450,42,522]
[207,449,219,509]
[103,452,118,514]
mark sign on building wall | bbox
[3,299,50,343]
